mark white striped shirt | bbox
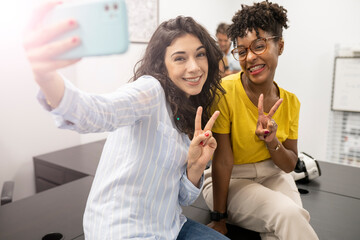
[38,75,203,239]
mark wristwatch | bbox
[210,211,228,221]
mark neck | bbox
[243,74,275,99]
[241,73,280,112]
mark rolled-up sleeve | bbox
[178,170,204,206]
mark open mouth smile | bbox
[183,76,202,82]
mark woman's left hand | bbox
[187,107,220,187]
[255,94,283,142]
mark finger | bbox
[192,130,212,147]
[267,119,277,132]
[27,36,80,61]
[205,136,217,149]
[267,98,283,118]
[194,106,203,133]
[204,110,220,131]
[24,18,78,50]
[255,128,269,139]
[25,1,62,33]
[199,130,213,146]
[257,94,264,116]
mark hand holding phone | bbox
[44,0,129,59]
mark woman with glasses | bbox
[202,1,319,239]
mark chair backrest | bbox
[1,181,14,205]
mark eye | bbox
[253,40,266,52]
[197,51,206,57]
[174,56,185,62]
[238,48,247,56]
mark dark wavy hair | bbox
[131,16,224,136]
[228,0,289,46]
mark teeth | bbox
[184,77,201,82]
[249,65,264,72]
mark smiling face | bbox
[237,29,283,85]
[164,34,208,98]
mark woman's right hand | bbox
[207,220,228,235]
[23,1,81,85]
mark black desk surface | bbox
[183,160,360,240]
[3,142,360,240]
[297,160,360,199]
[0,176,93,240]
[301,187,360,240]
[183,186,360,240]
[33,140,105,176]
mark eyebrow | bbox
[237,37,266,48]
[170,46,205,57]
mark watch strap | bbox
[210,211,228,221]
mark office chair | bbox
[1,181,14,205]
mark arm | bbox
[178,171,204,206]
[178,107,220,205]
[24,2,81,108]
[39,77,161,133]
[207,133,233,234]
[266,137,298,173]
[186,107,220,187]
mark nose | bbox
[246,49,257,62]
[187,57,200,72]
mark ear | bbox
[278,38,284,55]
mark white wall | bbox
[1,0,359,200]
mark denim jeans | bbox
[176,218,230,240]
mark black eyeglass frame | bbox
[231,36,280,61]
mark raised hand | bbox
[23,1,80,83]
[187,106,220,187]
[255,94,282,142]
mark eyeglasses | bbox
[231,36,279,61]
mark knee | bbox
[272,202,310,225]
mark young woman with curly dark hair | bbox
[202,1,319,239]
[23,2,228,239]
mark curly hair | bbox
[131,16,224,136]
[228,0,289,46]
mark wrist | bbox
[210,211,228,222]
[266,139,281,152]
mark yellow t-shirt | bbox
[212,72,300,165]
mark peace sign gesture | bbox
[187,106,220,187]
[255,94,283,143]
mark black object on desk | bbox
[0,176,93,240]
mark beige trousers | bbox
[202,160,319,240]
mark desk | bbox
[301,187,360,240]
[14,142,360,240]
[297,161,360,199]
[0,176,93,240]
[183,160,360,240]
[296,161,360,240]
[33,140,104,192]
